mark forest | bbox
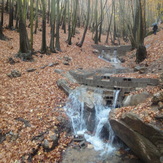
[0,0,163,162]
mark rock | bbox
[42,139,49,150]
[7,70,21,78]
[50,133,59,148]
[26,68,37,72]
[8,57,15,65]
[123,91,151,106]
[110,111,163,163]
[63,61,70,65]
[48,62,59,67]
[74,135,85,142]
[152,91,163,105]
[118,57,125,63]
[134,65,147,74]
[57,79,72,95]
[92,49,99,54]
[0,132,6,143]
[56,115,72,134]
[40,65,48,69]
[63,56,72,62]
[54,69,64,74]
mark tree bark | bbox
[50,0,56,52]
[55,0,61,51]
[76,0,90,47]
[34,0,39,34]
[41,0,47,53]
[94,0,98,44]
[17,0,30,53]
[30,0,34,52]
[1,0,4,26]
[8,0,14,29]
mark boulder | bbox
[123,91,151,106]
[110,111,163,163]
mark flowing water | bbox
[64,88,120,156]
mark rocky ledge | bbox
[110,109,163,163]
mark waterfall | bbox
[64,88,120,155]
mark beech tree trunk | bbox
[18,0,30,53]
[41,0,47,53]
[55,0,61,51]
[50,0,56,52]
[76,0,90,47]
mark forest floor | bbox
[0,14,163,162]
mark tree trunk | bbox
[34,0,39,34]
[8,0,14,29]
[50,0,56,52]
[136,0,147,63]
[0,23,6,40]
[98,0,103,42]
[67,0,72,45]
[76,0,90,47]
[30,0,34,52]
[62,0,67,34]
[55,0,61,51]
[94,0,98,44]
[105,3,113,44]
[1,0,4,26]
[17,0,30,53]
[41,0,47,53]
[47,0,50,24]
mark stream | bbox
[62,49,142,163]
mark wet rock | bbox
[123,91,151,106]
[7,70,21,78]
[26,68,37,72]
[110,111,163,163]
[74,135,85,142]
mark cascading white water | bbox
[64,88,120,155]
